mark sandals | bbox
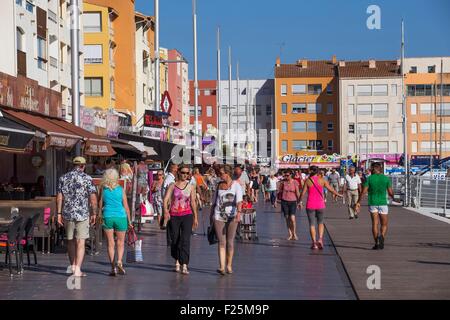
[317,238,324,250]
[217,269,226,275]
[226,267,233,274]
[109,267,117,277]
[181,265,189,275]
[175,262,181,273]
[311,242,319,250]
[117,262,126,275]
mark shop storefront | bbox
[276,154,342,170]
[359,153,403,175]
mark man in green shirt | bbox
[355,163,395,250]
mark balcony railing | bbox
[50,56,58,68]
[84,57,103,64]
[48,10,57,23]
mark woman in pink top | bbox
[277,169,301,241]
[300,166,342,249]
[163,165,199,275]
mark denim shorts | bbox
[369,205,389,215]
[281,200,297,217]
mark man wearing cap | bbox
[57,157,98,277]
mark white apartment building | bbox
[219,79,274,160]
[0,0,84,121]
[181,61,190,134]
[135,12,154,128]
[338,60,404,157]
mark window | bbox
[266,104,272,116]
[281,84,287,96]
[420,123,435,133]
[84,77,103,96]
[292,103,306,114]
[307,103,322,114]
[83,12,102,32]
[16,28,25,52]
[281,140,288,152]
[373,84,388,96]
[358,123,372,134]
[408,84,435,96]
[326,84,333,95]
[292,140,307,151]
[327,103,333,114]
[37,37,47,70]
[357,85,372,96]
[373,104,388,118]
[308,140,323,150]
[327,140,333,150]
[373,142,389,153]
[397,103,403,116]
[439,123,450,133]
[412,141,418,153]
[110,78,115,98]
[360,142,373,153]
[349,142,355,153]
[437,84,450,96]
[327,122,333,132]
[428,65,436,73]
[420,103,434,114]
[206,106,213,117]
[348,104,355,116]
[349,123,355,134]
[143,84,147,103]
[281,103,287,114]
[410,66,417,73]
[411,123,417,134]
[292,121,306,132]
[420,141,434,152]
[411,103,417,115]
[307,121,322,132]
[16,0,23,6]
[292,84,306,95]
[84,45,103,64]
[308,84,322,95]
[204,90,211,96]
[394,123,404,135]
[390,141,398,153]
[391,84,398,96]
[373,123,388,136]
[256,108,262,116]
[143,51,149,74]
[190,106,196,116]
[347,85,354,97]
[358,104,372,116]
[437,103,450,116]
[198,106,202,116]
[26,1,34,13]
[281,121,288,133]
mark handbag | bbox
[126,227,138,246]
[126,239,143,263]
[207,225,218,245]
[277,181,284,201]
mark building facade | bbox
[338,60,403,160]
[167,49,186,127]
[189,80,218,136]
[274,58,340,161]
[404,57,450,159]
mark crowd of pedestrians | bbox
[56,156,396,278]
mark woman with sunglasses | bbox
[163,165,199,275]
[210,165,243,275]
[151,170,164,226]
[278,169,301,240]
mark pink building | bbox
[167,49,188,128]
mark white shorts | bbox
[369,205,389,215]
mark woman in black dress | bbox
[250,170,260,203]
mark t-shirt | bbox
[345,174,362,190]
[267,177,278,191]
[213,181,243,222]
[329,172,340,184]
[280,180,299,202]
[234,172,249,194]
[363,174,392,206]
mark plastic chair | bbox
[0,216,24,276]
[20,213,40,266]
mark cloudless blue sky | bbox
[135,0,450,80]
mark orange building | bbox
[274,57,340,160]
[404,57,450,159]
[85,0,136,123]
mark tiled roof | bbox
[275,61,336,78]
[338,60,400,78]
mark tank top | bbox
[306,175,325,210]
[169,183,193,217]
[102,186,126,218]
[281,180,299,202]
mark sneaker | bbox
[372,243,380,250]
[378,235,384,249]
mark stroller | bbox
[237,208,258,241]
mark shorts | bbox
[331,182,339,191]
[103,216,128,232]
[281,200,297,217]
[65,219,90,240]
[369,205,389,215]
[306,209,325,227]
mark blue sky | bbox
[135,0,450,80]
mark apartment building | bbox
[159,47,169,94]
[189,80,218,135]
[338,60,403,158]
[83,0,136,125]
[0,0,85,120]
[168,49,188,127]
[135,12,155,128]
[274,57,340,159]
[404,57,450,159]
[219,79,273,160]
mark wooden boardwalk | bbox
[0,202,355,300]
[324,199,450,299]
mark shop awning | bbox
[128,141,157,156]
[47,118,116,157]
[0,112,35,153]
[119,132,174,161]
[2,109,82,149]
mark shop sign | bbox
[85,143,109,154]
[94,111,107,128]
[80,107,95,133]
[144,110,169,128]
[106,113,120,139]
[0,134,9,146]
[44,135,78,149]
[142,127,164,140]
[359,153,402,163]
[280,154,341,164]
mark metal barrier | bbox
[409,175,450,216]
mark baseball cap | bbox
[73,156,86,165]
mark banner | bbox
[106,113,120,139]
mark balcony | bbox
[84,57,103,64]
[48,10,58,24]
[50,56,58,69]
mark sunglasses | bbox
[157,173,163,176]
[180,171,190,175]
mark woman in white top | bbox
[210,164,243,275]
[267,173,279,208]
